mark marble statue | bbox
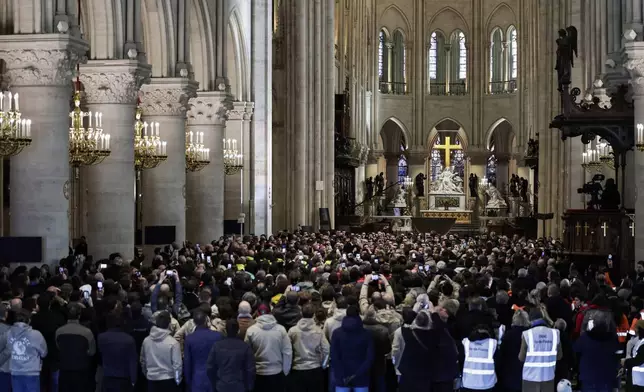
[393,185,407,206]
[431,167,464,194]
[486,184,508,208]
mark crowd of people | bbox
[0,230,641,392]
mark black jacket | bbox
[207,337,256,392]
[31,308,67,370]
[496,325,528,391]
[55,320,96,371]
[363,319,392,378]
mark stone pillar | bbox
[366,150,383,179]
[79,60,150,260]
[467,149,488,200]
[223,102,247,223]
[0,35,88,264]
[496,153,511,194]
[624,43,644,263]
[406,150,427,180]
[139,78,197,249]
[384,152,399,187]
[185,91,228,244]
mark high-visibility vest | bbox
[522,326,559,382]
[632,339,644,386]
[462,338,497,390]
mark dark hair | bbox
[14,309,31,324]
[155,311,172,329]
[336,296,348,309]
[346,305,360,317]
[67,302,83,320]
[302,304,315,318]
[193,309,208,327]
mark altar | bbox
[422,167,473,224]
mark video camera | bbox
[577,174,604,209]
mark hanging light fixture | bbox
[0,91,32,157]
[223,138,243,175]
[68,90,111,167]
[186,129,210,172]
[134,105,167,171]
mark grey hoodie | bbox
[245,314,292,376]
[140,326,182,382]
[288,318,330,371]
[1,322,47,376]
[0,322,10,373]
[323,308,346,341]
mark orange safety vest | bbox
[617,314,630,345]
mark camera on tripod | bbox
[577,174,604,209]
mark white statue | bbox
[393,185,407,207]
[430,167,464,194]
[485,184,507,208]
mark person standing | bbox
[55,302,96,392]
[288,304,330,392]
[207,320,256,392]
[461,326,497,392]
[0,304,11,391]
[519,309,562,392]
[98,312,138,392]
[330,306,374,392]
[244,306,292,392]
[140,311,182,392]
[184,309,223,392]
[4,309,47,392]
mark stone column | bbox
[139,78,197,248]
[0,35,88,264]
[384,152,400,188]
[496,153,511,194]
[624,43,644,263]
[366,150,383,179]
[406,149,427,180]
[185,91,229,244]
[79,60,150,260]
[224,102,247,223]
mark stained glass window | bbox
[452,149,465,178]
[398,156,408,183]
[458,32,467,80]
[508,26,517,80]
[486,152,497,187]
[430,149,443,182]
[429,32,437,80]
[378,30,385,80]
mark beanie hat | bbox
[257,303,271,316]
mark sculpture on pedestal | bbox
[430,167,463,194]
[485,184,508,208]
[555,26,577,91]
[393,185,407,206]
[520,177,529,202]
[375,172,385,196]
[365,177,374,199]
[468,173,479,197]
[415,173,426,197]
[510,174,520,197]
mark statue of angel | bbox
[555,26,578,91]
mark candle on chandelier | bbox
[222,138,226,150]
[26,120,31,137]
[232,139,237,149]
[200,132,204,144]
[155,122,160,137]
[88,111,92,127]
[162,141,167,155]
[106,134,110,150]
[189,131,193,143]
[205,148,210,161]
[7,92,12,111]
[99,113,103,128]
[0,92,4,111]
[639,123,644,144]
[143,122,148,137]
[14,93,19,111]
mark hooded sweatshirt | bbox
[323,308,347,341]
[4,322,47,376]
[288,318,330,371]
[0,321,11,373]
[140,326,182,381]
[244,314,292,376]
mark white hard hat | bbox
[557,379,572,392]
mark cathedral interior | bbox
[0,0,641,267]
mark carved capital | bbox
[227,101,253,121]
[0,34,89,87]
[367,149,383,164]
[623,42,644,96]
[187,91,232,125]
[140,77,199,116]
[80,60,151,104]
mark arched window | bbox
[429,149,443,182]
[489,28,503,93]
[378,29,390,92]
[486,144,497,186]
[507,26,518,84]
[392,30,406,94]
[449,30,467,95]
[428,31,446,94]
[398,143,408,183]
[430,132,466,182]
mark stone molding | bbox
[80,60,151,104]
[140,77,199,116]
[623,42,644,97]
[0,34,89,87]
[406,149,427,166]
[227,101,254,121]
[367,149,384,165]
[187,91,231,126]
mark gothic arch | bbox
[80,0,124,59]
[392,27,407,43]
[228,7,249,100]
[490,26,503,41]
[189,0,215,90]
[379,117,409,152]
[485,3,517,35]
[379,4,412,38]
[426,118,469,150]
[428,7,469,37]
[141,0,171,77]
[485,118,516,153]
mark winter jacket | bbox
[98,328,138,384]
[330,316,374,388]
[140,326,182,381]
[362,317,391,377]
[1,322,47,376]
[496,325,528,391]
[0,321,10,373]
[245,314,293,376]
[207,336,256,392]
[184,327,223,392]
[323,308,346,341]
[573,330,620,390]
[288,318,330,370]
[30,308,66,370]
[55,320,96,371]
[174,317,221,353]
[237,316,254,339]
[272,298,302,331]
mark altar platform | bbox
[421,209,473,224]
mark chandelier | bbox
[134,107,167,171]
[0,92,32,157]
[637,123,644,152]
[69,90,111,167]
[223,138,243,175]
[597,138,614,170]
[186,130,210,172]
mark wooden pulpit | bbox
[562,209,634,275]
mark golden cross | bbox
[631,222,635,237]
[601,222,608,237]
[433,136,462,168]
[575,222,581,236]
[583,222,589,236]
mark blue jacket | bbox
[98,328,138,384]
[185,327,223,392]
[207,336,256,392]
[574,330,619,389]
[331,316,374,388]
